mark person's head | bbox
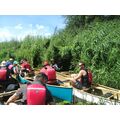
[23,58,27,62]
[34,73,48,84]
[13,61,18,66]
[78,61,85,69]
[43,61,49,66]
[0,61,6,68]
[9,58,13,61]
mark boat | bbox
[46,84,73,103]
[13,75,73,103]
[57,72,120,105]
[1,72,120,105]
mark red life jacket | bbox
[0,69,7,81]
[40,65,56,84]
[27,84,46,105]
[87,69,93,85]
[21,62,32,72]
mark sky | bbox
[0,15,65,42]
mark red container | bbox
[0,69,7,81]
[27,84,46,105]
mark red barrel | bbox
[0,69,7,81]
[27,84,46,105]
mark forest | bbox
[0,15,120,89]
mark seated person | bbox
[6,73,54,105]
[66,61,91,90]
[50,59,61,71]
[20,59,32,73]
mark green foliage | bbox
[0,16,120,89]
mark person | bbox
[50,59,61,71]
[0,61,19,92]
[20,59,32,73]
[6,73,54,105]
[5,58,14,68]
[20,58,34,77]
[66,61,91,90]
[0,61,11,80]
[40,61,57,85]
[12,61,20,75]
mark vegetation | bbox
[0,15,120,89]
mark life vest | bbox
[21,62,32,72]
[0,69,7,81]
[40,65,56,84]
[87,69,92,85]
[27,84,46,105]
[81,68,93,86]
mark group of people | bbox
[0,57,92,105]
[0,58,33,91]
[0,58,56,105]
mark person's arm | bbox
[6,88,22,105]
[6,93,20,105]
[74,70,83,81]
[66,70,83,82]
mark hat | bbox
[9,58,13,61]
[78,61,85,66]
[0,61,6,67]
[13,61,18,65]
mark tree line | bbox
[0,15,120,89]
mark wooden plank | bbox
[0,90,16,98]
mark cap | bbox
[13,61,18,65]
[9,58,13,61]
[0,61,6,67]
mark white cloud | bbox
[35,24,45,30]
[0,24,52,42]
[0,27,14,41]
[14,24,23,30]
[44,32,51,37]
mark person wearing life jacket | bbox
[66,61,92,89]
[20,59,32,73]
[20,58,34,77]
[6,73,54,105]
[40,61,57,85]
[0,61,19,91]
[0,61,10,81]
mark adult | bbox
[0,61,19,92]
[67,61,91,89]
[12,61,20,75]
[40,61,57,85]
[50,59,61,71]
[20,59,32,73]
[5,58,14,68]
[6,73,54,105]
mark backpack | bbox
[87,69,93,85]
